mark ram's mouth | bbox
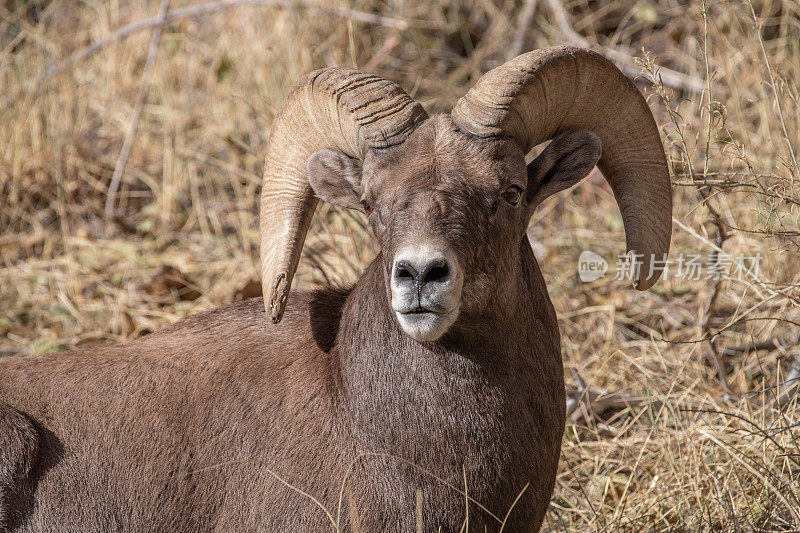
[394,304,460,342]
[404,307,442,315]
[398,303,457,316]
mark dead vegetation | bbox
[1,0,799,530]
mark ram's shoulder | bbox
[154,288,351,350]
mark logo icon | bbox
[578,251,607,282]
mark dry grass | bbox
[2,0,800,530]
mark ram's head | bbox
[260,47,672,342]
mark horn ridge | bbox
[451,46,672,290]
[260,68,427,323]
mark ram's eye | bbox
[361,200,373,215]
[502,186,524,206]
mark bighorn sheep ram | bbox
[0,47,671,531]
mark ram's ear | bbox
[308,149,363,210]
[527,131,601,207]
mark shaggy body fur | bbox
[0,246,563,532]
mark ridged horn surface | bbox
[451,46,672,289]
[260,69,427,323]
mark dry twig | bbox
[723,336,796,357]
[363,29,402,72]
[508,0,539,60]
[24,0,409,95]
[543,0,704,93]
[566,370,646,425]
[777,354,800,407]
[104,0,171,221]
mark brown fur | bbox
[0,116,606,531]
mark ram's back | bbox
[0,292,349,532]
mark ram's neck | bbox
[334,243,562,457]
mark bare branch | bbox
[508,0,539,60]
[364,29,401,72]
[723,336,796,357]
[543,0,704,93]
[104,0,171,221]
[566,369,646,425]
[25,0,409,94]
[777,353,800,407]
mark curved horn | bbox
[261,69,427,323]
[451,46,672,289]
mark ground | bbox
[1,0,799,530]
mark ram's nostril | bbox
[395,261,418,282]
[397,268,414,280]
[424,264,450,283]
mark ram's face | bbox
[310,116,530,342]
[308,114,602,342]
[364,117,534,342]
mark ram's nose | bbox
[390,245,464,342]
[394,257,451,291]
[391,245,463,312]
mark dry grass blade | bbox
[499,484,529,533]
[746,0,799,181]
[189,459,338,530]
[337,452,503,526]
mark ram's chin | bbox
[396,310,458,342]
